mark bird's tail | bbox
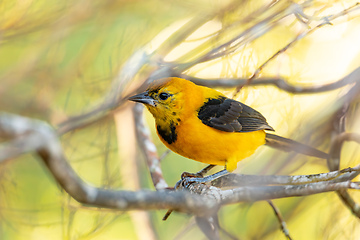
[265,133,328,159]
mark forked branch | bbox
[0,112,359,218]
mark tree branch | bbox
[267,200,292,240]
[211,165,360,188]
[133,104,168,190]
[0,112,218,216]
[1,112,359,219]
[178,66,360,94]
[328,132,360,218]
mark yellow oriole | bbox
[129,77,327,175]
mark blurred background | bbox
[1,0,360,239]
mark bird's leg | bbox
[197,164,216,176]
[175,165,215,189]
[184,169,229,185]
[176,168,229,189]
[181,164,216,178]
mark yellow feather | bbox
[138,77,266,171]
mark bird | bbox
[129,77,328,183]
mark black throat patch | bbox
[157,122,177,144]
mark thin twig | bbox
[133,104,168,190]
[178,66,360,94]
[233,2,360,96]
[267,200,292,240]
[328,132,360,218]
[195,215,220,240]
[329,133,360,171]
[174,1,295,72]
[159,149,171,161]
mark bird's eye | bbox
[159,92,169,100]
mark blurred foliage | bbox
[1,0,360,239]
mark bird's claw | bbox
[175,169,229,190]
[175,173,208,190]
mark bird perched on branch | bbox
[129,77,328,183]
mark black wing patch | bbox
[197,96,274,133]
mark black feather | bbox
[157,123,177,144]
[197,96,274,133]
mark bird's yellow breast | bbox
[157,113,266,172]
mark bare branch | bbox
[173,1,296,71]
[211,165,360,188]
[195,216,220,240]
[0,112,218,216]
[329,132,360,171]
[133,104,168,190]
[267,200,292,240]
[218,181,359,205]
[1,112,359,219]
[247,25,323,83]
[179,66,360,94]
[159,149,171,161]
[3,1,360,238]
[328,132,360,218]
[234,2,360,95]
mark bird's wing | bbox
[197,96,274,132]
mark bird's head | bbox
[129,78,197,124]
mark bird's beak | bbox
[128,91,157,107]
